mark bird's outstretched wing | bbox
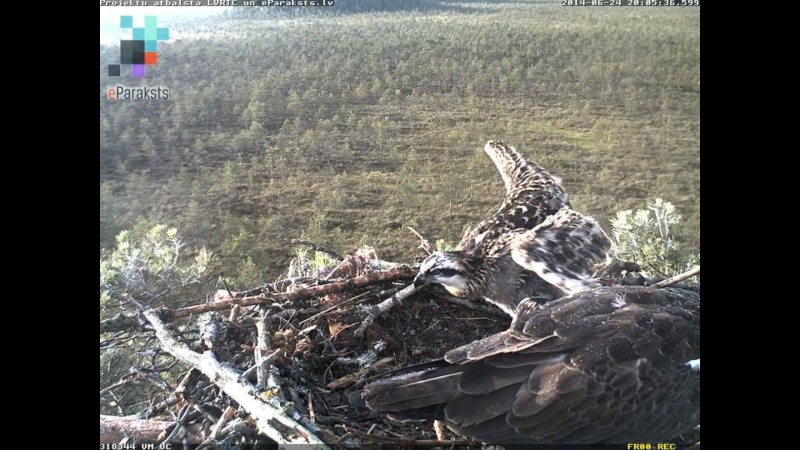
[362,286,700,445]
[510,207,612,295]
[459,140,570,254]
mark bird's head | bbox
[414,252,474,297]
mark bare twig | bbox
[407,226,433,255]
[255,307,272,392]
[197,417,250,450]
[107,390,126,416]
[100,415,206,444]
[652,266,700,288]
[210,405,237,439]
[142,309,332,449]
[291,239,344,261]
[160,402,193,446]
[299,290,373,326]
[346,427,476,446]
[307,393,315,423]
[433,420,447,441]
[136,396,178,420]
[169,267,416,320]
[229,304,241,322]
[198,313,221,350]
[354,283,418,338]
[174,369,201,401]
[100,378,133,396]
[192,404,219,425]
[326,357,395,390]
[100,313,145,334]
[240,364,258,382]
[240,348,283,384]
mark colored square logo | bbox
[106,16,168,79]
[120,40,145,65]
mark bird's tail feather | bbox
[361,360,463,421]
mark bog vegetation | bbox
[100,1,699,290]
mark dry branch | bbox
[210,405,237,439]
[170,267,416,320]
[325,247,374,281]
[100,313,144,334]
[652,266,700,288]
[102,242,698,448]
[255,306,284,395]
[407,226,433,255]
[142,309,332,449]
[326,357,394,390]
[100,415,205,444]
[291,239,344,261]
[433,419,447,441]
[159,402,194,445]
[354,283,418,338]
[345,427,476,446]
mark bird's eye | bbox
[429,268,443,276]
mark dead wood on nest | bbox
[171,266,416,319]
[143,308,332,448]
[652,266,701,288]
[291,238,345,261]
[342,427,478,446]
[100,243,699,449]
[100,246,433,448]
[327,357,394,390]
[100,415,206,444]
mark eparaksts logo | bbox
[107,85,170,100]
[107,16,169,78]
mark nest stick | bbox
[652,266,700,288]
[347,427,475,446]
[143,309,331,449]
[354,283,418,338]
[291,239,344,261]
[407,226,433,255]
[170,267,416,320]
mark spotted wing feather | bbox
[459,141,570,254]
[510,207,612,295]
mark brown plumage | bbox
[361,286,700,445]
[415,140,612,318]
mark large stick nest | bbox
[99,245,699,449]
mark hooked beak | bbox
[413,274,426,289]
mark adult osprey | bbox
[414,140,612,317]
[361,286,700,445]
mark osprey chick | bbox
[414,140,612,318]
